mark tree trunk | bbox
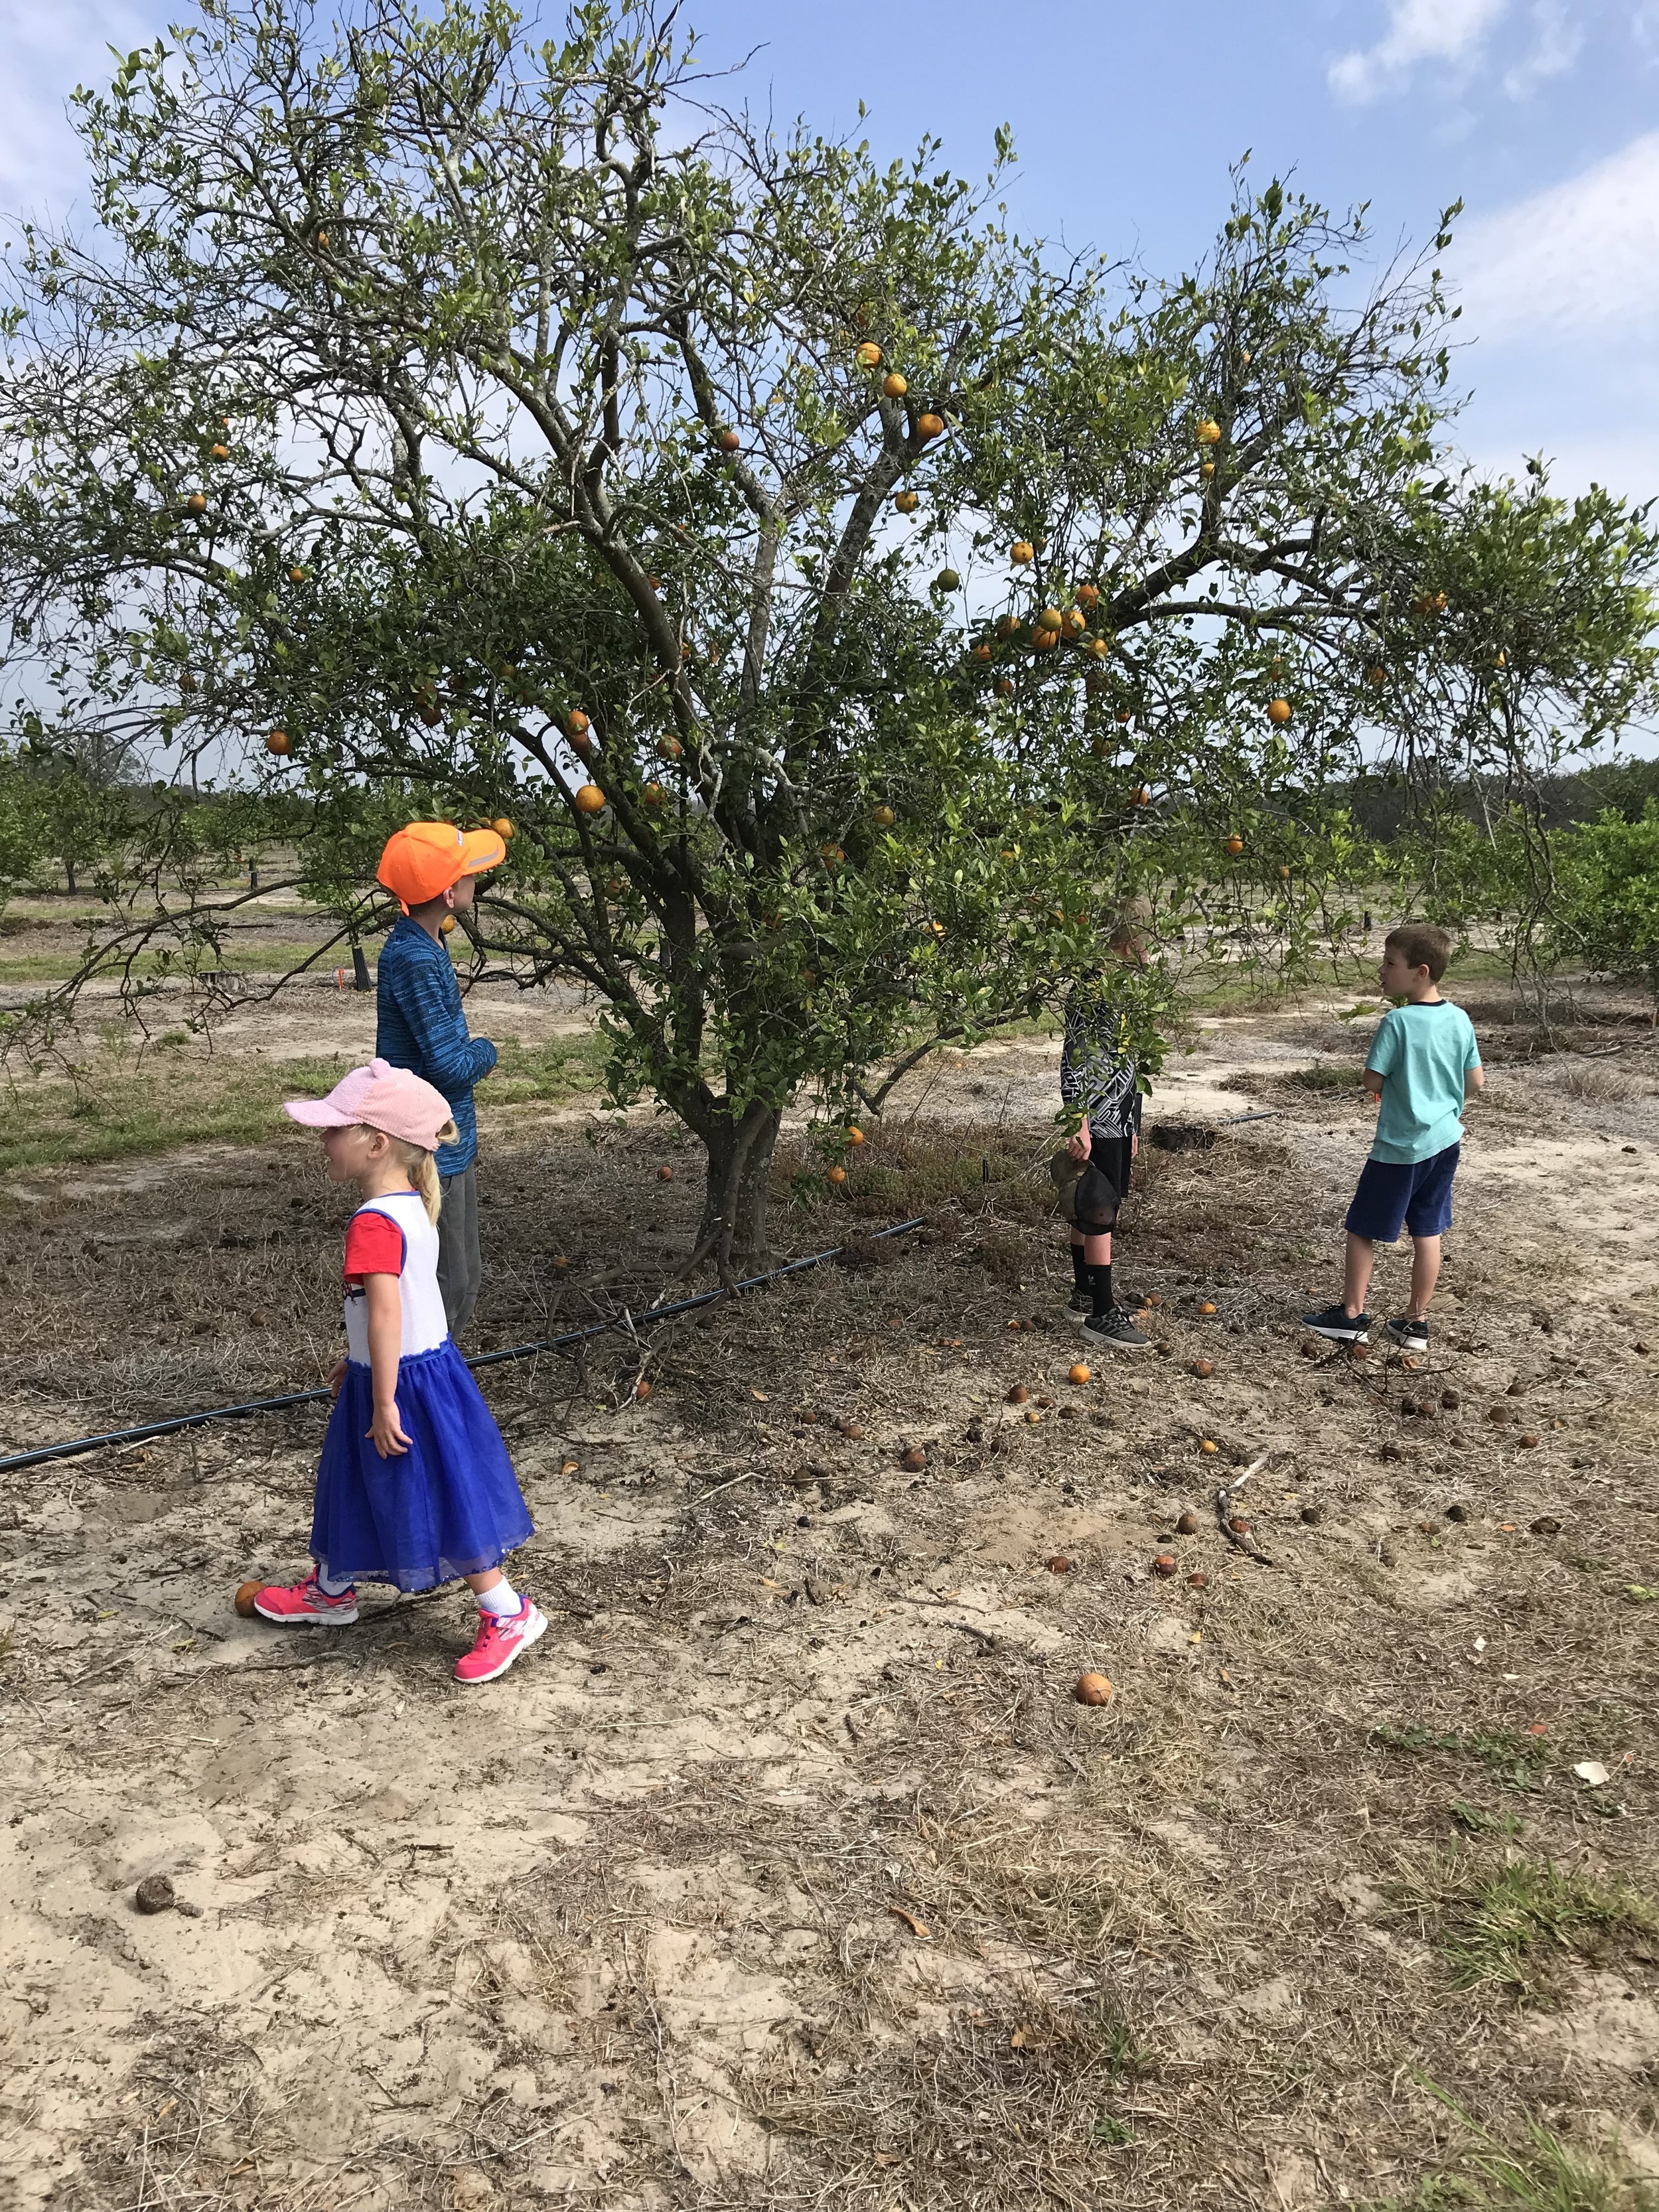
[64,859,76,895]
[694,1103,782,1278]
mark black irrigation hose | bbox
[0,1216,928,1476]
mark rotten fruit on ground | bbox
[1187,1572,1209,1590]
[634,1379,652,1401]
[1199,1438,1218,1455]
[574,784,605,814]
[1153,1554,1179,1578]
[656,1164,674,1182]
[1073,1672,1114,1706]
[1176,1510,1200,1536]
[1007,1384,1029,1404]
[234,1580,261,1618]
[1047,1556,1072,1575]
[899,1445,926,1472]
[1190,1359,1214,1378]
[1198,1300,1217,1315]
[1067,1363,1091,1386]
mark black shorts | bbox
[1073,1132,1133,1234]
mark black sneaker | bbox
[1385,1314,1429,1353]
[1301,1302,1370,1343]
[1078,1306,1153,1352]
[1065,1288,1093,1314]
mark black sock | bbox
[1070,1244,1090,1291]
[1089,1262,1113,1318]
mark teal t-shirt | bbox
[1366,999,1482,1164]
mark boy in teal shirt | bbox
[1303,923,1483,1353]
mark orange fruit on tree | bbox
[289,565,307,583]
[1200,461,1216,479]
[1131,785,1150,806]
[1267,698,1291,723]
[1033,629,1058,652]
[972,642,993,661]
[492,817,514,839]
[1225,834,1244,855]
[1365,664,1386,687]
[882,372,908,398]
[1011,540,1034,563]
[1076,582,1100,608]
[936,567,961,592]
[659,736,683,760]
[1116,708,1133,723]
[567,708,591,737]
[894,489,918,514]
[1196,417,1221,444]
[915,411,944,440]
[872,803,895,826]
[855,341,883,368]
[643,782,666,806]
[574,784,605,814]
[1087,636,1109,659]
[265,729,291,756]
[187,492,206,515]
[827,1164,847,1185]
[1277,863,1290,879]
[441,914,457,934]
[995,678,1014,698]
[820,843,844,863]
[210,442,230,461]
[847,1126,865,1145]
[718,427,741,453]
[1037,608,1064,633]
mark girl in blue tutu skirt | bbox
[250,1059,545,1684]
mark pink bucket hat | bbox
[283,1058,457,1152]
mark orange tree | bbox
[3,1,1654,1265]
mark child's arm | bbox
[1362,1067,1384,1101]
[362,1274,412,1459]
[1465,1065,1485,1096]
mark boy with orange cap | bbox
[375,822,505,1331]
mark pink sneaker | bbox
[454,1597,547,1684]
[252,1571,359,1627]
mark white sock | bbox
[475,1579,521,1616]
[315,1562,354,1597]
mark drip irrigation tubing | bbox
[0,1215,928,1477]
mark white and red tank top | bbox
[342,1189,449,1364]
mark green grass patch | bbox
[485,1031,609,1106]
[1369,1720,1550,1793]
[1392,1856,1659,1992]
[1285,1061,1364,1090]
[0,938,347,985]
[1360,2085,1659,2209]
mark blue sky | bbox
[3,0,1657,504]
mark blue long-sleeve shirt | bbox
[375,916,496,1176]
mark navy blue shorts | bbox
[1344,1143,1459,1242]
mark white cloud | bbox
[1454,131,1659,342]
[1500,0,1583,94]
[1329,0,1510,103]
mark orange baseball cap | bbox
[377,821,505,912]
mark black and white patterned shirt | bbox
[1060,982,1141,1142]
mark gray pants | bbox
[437,1165,481,1333]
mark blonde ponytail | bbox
[383,1126,454,1222]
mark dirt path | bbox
[1,1007,1657,2210]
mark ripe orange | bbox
[1087,638,1109,659]
[659,736,683,760]
[567,708,590,737]
[972,643,993,661]
[1067,1362,1090,1385]
[1037,608,1064,633]
[1076,582,1100,608]
[820,843,844,863]
[1011,540,1034,564]
[441,914,457,934]
[916,412,944,441]
[1277,864,1291,879]
[718,428,741,453]
[574,784,605,814]
[1116,709,1133,724]
[186,492,206,515]
[643,781,666,806]
[210,442,230,461]
[856,341,883,368]
[289,565,307,583]
[1074,1672,1114,1706]
[894,490,918,514]
[1200,461,1216,479]
[1131,786,1150,806]
[1267,698,1291,723]
[492,817,514,839]
[995,678,1013,698]
[1225,834,1244,855]
[1365,664,1386,688]
[265,729,290,756]
[1196,417,1221,445]
[847,1126,865,1145]
[827,1164,847,1185]
[635,1378,652,1400]
[1064,609,1086,634]
[882,372,907,398]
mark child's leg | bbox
[465,1567,522,1615]
[1084,1230,1113,1314]
[1343,1232,1376,1318]
[1069,1228,1090,1290]
[1407,1234,1441,1319]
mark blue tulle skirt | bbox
[311,1341,533,1592]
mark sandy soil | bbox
[1,995,1657,2210]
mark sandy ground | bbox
[1,992,1657,2210]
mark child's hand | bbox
[326,1357,348,1400]
[368,1398,411,1459]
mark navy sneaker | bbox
[1385,1313,1429,1353]
[1301,1302,1370,1344]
